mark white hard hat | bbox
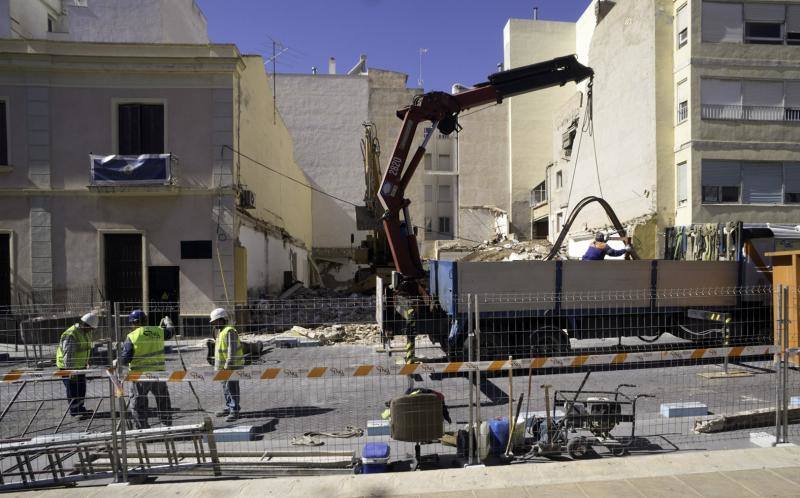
[81,312,99,329]
[209,308,228,323]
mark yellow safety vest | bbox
[127,326,166,372]
[55,324,92,369]
[215,326,244,370]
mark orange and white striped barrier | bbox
[0,345,775,383]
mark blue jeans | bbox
[61,374,87,415]
[223,380,240,413]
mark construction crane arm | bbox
[378,55,594,293]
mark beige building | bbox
[0,1,312,312]
[512,0,800,259]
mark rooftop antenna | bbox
[418,48,428,88]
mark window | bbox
[743,3,784,44]
[785,163,800,203]
[555,170,563,189]
[677,79,689,123]
[438,216,451,235]
[702,2,743,43]
[556,212,564,232]
[788,5,800,44]
[677,162,688,207]
[742,80,783,120]
[438,184,452,202]
[701,78,742,119]
[437,154,452,171]
[787,82,800,120]
[677,3,689,48]
[423,154,432,170]
[561,121,577,157]
[424,217,433,233]
[181,240,212,259]
[47,16,54,33]
[424,184,433,202]
[701,78,800,121]
[531,181,547,206]
[702,160,740,203]
[0,101,7,166]
[118,103,165,155]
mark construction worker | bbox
[582,232,632,260]
[55,312,98,419]
[120,310,174,429]
[210,308,244,422]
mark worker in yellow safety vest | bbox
[55,312,98,419]
[120,309,174,429]
[210,308,244,422]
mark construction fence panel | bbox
[0,284,796,487]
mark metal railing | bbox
[701,103,800,122]
[0,285,794,488]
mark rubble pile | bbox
[460,239,553,262]
[250,285,376,332]
[241,323,381,346]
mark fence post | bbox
[775,285,784,445]
[473,294,482,460]
[466,294,474,466]
[113,302,129,482]
[782,286,790,443]
[106,301,120,483]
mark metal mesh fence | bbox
[0,284,796,488]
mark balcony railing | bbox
[701,104,800,122]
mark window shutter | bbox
[742,162,782,204]
[677,79,689,105]
[788,5,800,32]
[701,79,741,106]
[438,184,451,201]
[702,160,740,187]
[140,104,164,154]
[118,104,140,155]
[0,102,7,165]
[702,2,743,42]
[742,80,783,107]
[677,4,689,34]
[437,154,451,171]
[677,162,688,204]
[785,82,800,108]
[784,163,800,194]
[743,4,786,22]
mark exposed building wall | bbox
[548,0,671,258]
[457,101,509,242]
[3,0,208,43]
[504,19,577,238]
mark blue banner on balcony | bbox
[90,154,172,185]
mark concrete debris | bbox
[693,406,800,433]
[460,239,553,262]
[251,285,376,331]
[241,323,381,347]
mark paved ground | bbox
[24,446,800,497]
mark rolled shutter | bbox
[677,4,689,40]
[743,4,786,22]
[0,102,6,165]
[677,162,688,204]
[784,163,800,195]
[702,2,744,42]
[743,80,784,120]
[787,5,800,33]
[702,160,740,187]
[742,162,782,204]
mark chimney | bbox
[328,57,336,75]
[311,66,317,75]
[533,7,538,20]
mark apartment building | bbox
[422,127,458,249]
[0,0,312,312]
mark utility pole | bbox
[272,40,277,125]
[418,48,428,88]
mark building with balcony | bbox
[0,1,312,311]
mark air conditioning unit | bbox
[239,189,256,209]
[73,0,88,7]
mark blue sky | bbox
[196,0,591,91]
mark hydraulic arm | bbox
[379,55,594,295]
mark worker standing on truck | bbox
[210,308,244,422]
[582,232,632,260]
[120,309,174,429]
[55,312,98,419]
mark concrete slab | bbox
[623,476,699,498]
[523,483,586,497]
[660,402,707,418]
[768,466,800,485]
[473,486,528,498]
[576,479,642,497]
[678,472,758,497]
[722,468,800,497]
